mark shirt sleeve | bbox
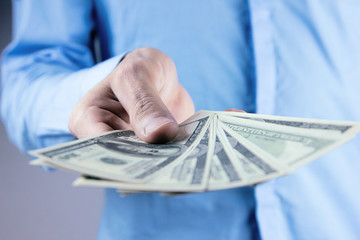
[1,0,125,152]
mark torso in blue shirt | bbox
[94,1,258,239]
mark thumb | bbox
[110,63,179,143]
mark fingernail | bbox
[144,117,175,136]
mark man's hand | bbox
[69,47,195,143]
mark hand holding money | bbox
[30,111,360,194]
[68,47,194,143]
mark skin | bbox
[225,109,245,113]
[69,47,195,143]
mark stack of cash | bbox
[30,111,360,194]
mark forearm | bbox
[1,52,125,152]
[1,0,130,152]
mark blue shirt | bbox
[2,0,360,239]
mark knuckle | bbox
[68,120,76,135]
[115,48,177,88]
[68,113,80,136]
[87,106,119,126]
[102,113,118,125]
[129,58,149,76]
[116,57,149,84]
[161,53,174,68]
[133,93,158,119]
[137,47,157,55]
[87,106,104,123]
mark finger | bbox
[95,98,130,123]
[110,63,178,143]
[73,121,114,139]
[225,108,246,113]
[85,84,130,123]
[70,108,130,138]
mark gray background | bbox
[0,1,104,239]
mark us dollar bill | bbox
[86,129,213,191]
[74,136,210,192]
[75,117,217,192]
[207,136,244,190]
[218,115,357,171]
[220,112,360,136]
[30,111,212,183]
[208,125,284,190]
[30,110,360,193]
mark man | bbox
[2,1,360,239]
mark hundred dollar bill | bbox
[207,136,244,190]
[75,120,217,192]
[208,125,284,190]
[74,140,209,192]
[30,111,212,183]
[220,112,360,136]
[30,110,360,193]
[226,130,284,181]
[218,116,356,171]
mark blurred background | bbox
[0,1,103,239]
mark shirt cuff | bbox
[80,52,128,96]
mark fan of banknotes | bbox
[30,111,360,194]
